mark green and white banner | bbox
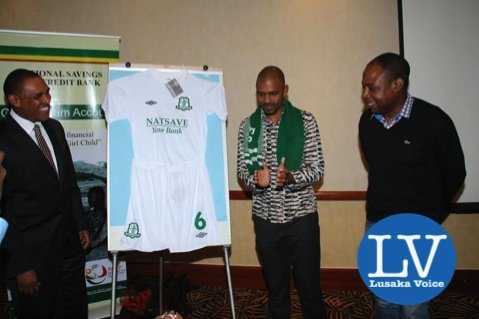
[0,29,119,63]
[0,30,122,318]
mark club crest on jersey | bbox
[145,100,158,106]
[124,222,141,239]
[176,96,192,111]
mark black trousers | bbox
[254,213,325,319]
[8,252,88,319]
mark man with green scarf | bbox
[237,66,326,319]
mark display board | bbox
[106,65,231,251]
[401,0,479,204]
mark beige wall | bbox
[1,0,478,269]
[0,0,398,191]
[205,200,479,270]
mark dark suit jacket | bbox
[0,114,86,280]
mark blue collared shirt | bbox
[372,94,414,129]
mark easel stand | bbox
[223,246,236,319]
[110,246,236,319]
[110,251,118,319]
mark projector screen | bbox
[401,0,479,205]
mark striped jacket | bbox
[237,109,325,223]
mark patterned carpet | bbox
[2,284,478,318]
[184,286,479,319]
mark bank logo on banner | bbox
[357,213,456,305]
[85,263,109,285]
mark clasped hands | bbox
[254,158,293,188]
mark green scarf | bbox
[243,100,304,174]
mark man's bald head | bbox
[255,66,288,121]
[256,65,285,87]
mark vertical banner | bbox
[0,30,123,318]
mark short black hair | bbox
[256,65,285,86]
[3,69,40,106]
[368,52,410,90]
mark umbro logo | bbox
[196,232,208,238]
[145,100,158,106]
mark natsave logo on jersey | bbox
[145,116,188,134]
[357,213,456,305]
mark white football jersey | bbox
[102,69,226,252]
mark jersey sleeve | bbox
[101,82,128,122]
[204,82,227,120]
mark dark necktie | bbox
[33,124,56,172]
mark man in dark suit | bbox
[0,69,91,319]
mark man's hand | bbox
[277,157,295,187]
[17,270,39,296]
[254,167,270,188]
[79,230,91,250]
[0,151,6,194]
